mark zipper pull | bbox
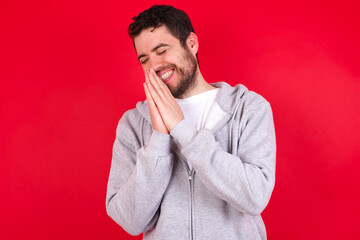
[189,169,194,181]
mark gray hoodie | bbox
[106,82,276,240]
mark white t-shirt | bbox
[176,88,227,169]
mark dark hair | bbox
[128,5,196,49]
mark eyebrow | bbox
[137,43,170,61]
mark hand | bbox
[144,72,169,134]
[145,68,184,132]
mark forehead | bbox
[134,25,180,54]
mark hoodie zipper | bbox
[172,145,196,240]
[188,168,195,240]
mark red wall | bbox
[1,0,359,239]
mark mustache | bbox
[155,64,176,73]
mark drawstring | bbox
[228,100,241,154]
[140,117,145,148]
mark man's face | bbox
[134,25,198,98]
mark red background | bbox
[1,0,359,239]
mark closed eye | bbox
[158,49,167,55]
[140,58,148,64]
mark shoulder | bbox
[237,87,274,126]
[240,87,271,112]
[120,108,142,123]
[221,83,270,111]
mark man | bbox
[106,5,276,240]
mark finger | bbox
[145,71,159,103]
[148,70,163,93]
[144,72,156,106]
[144,82,163,119]
[147,71,167,105]
[145,70,151,87]
[147,76,182,127]
[148,71,173,108]
[151,68,171,90]
[149,68,163,84]
[148,69,182,119]
[149,69,169,96]
[144,82,169,134]
[150,68,178,100]
[144,82,156,108]
[146,77,165,109]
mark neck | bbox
[177,69,215,99]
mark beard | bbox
[171,48,198,98]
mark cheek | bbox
[164,54,181,65]
[141,64,152,74]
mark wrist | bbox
[145,130,172,156]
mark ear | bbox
[186,32,199,56]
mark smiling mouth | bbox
[161,70,174,80]
[157,68,175,82]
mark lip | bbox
[156,67,174,77]
[156,68,175,84]
[162,70,174,84]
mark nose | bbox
[146,56,164,73]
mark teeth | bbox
[161,70,173,80]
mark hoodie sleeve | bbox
[106,111,173,235]
[170,100,276,216]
